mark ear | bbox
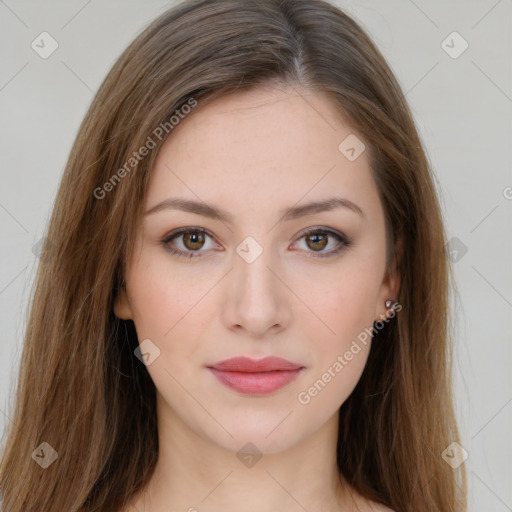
[374,235,402,322]
[114,286,133,320]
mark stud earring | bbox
[375,299,401,324]
[385,299,397,309]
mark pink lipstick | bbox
[207,356,304,395]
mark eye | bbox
[161,227,218,259]
[160,227,351,260]
[292,228,351,258]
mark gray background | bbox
[1,1,510,510]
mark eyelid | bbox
[161,227,218,259]
[290,227,351,258]
[160,226,351,259]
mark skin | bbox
[115,84,399,512]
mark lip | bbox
[208,356,303,372]
[207,356,305,395]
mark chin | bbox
[199,413,315,456]
[217,430,302,456]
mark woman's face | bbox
[115,84,398,453]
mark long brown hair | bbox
[0,1,467,510]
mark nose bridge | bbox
[235,234,279,303]
[223,233,289,335]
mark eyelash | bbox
[160,227,352,260]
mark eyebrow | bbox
[144,196,364,222]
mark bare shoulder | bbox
[368,502,396,512]
[349,497,395,512]
[343,487,396,512]
[360,496,396,512]
[118,494,144,512]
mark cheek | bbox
[298,284,374,411]
[301,257,382,398]
[316,263,381,343]
[125,259,211,397]
[126,249,210,340]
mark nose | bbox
[220,243,292,339]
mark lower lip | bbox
[208,368,303,395]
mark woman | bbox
[0,0,467,510]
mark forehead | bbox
[145,85,381,225]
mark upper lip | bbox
[207,356,304,372]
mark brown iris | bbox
[182,231,206,250]
[305,233,328,251]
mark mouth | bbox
[206,356,305,395]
